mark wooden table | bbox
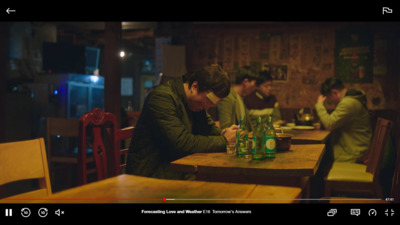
[171,144,325,199]
[2,174,302,204]
[290,129,331,144]
[250,129,330,144]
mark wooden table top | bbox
[290,129,331,144]
[249,129,330,144]
[2,174,302,203]
[171,144,325,177]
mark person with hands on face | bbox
[315,77,372,162]
[126,64,236,180]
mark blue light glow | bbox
[90,75,99,83]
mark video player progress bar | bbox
[165,198,383,201]
[4,198,383,201]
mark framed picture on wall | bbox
[334,28,373,83]
[262,63,288,82]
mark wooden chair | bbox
[325,134,400,204]
[47,117,98,191]
[324,117,393,198]
[78,108,134,184]
[0,138,51,199]
[388,139,400,203]
[46,117,80,165]
[46,117,80,187]
[115,126,134,174]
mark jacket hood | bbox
[345,89,368,108]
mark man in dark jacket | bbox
[126,64,237,180]
[244,70,281,128]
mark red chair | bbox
[78,108,134,184]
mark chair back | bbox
[366,118,393,181]
[115,126,134,174]
[0,138,51,199]
[78,108,133,184]
[46,117,80,162]
[389,140,400,202]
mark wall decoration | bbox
[289,34,300,65]
[222,36,234,71]
[269,34,282,61]
[185,23,397,109]
[259,32,270,60]
[262,63,288,82]
[238,35,250,67]
[373,35,388,75]
[302,68,319,85]
[334,28,373,83]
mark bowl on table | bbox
[279,126,293,134]
[276,133,292,151]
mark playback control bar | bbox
[3,206,65,219]
[1,204,399,223]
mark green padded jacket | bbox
[126,76,227,180]
[315,89,372,162]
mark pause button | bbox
[5,209,12,217]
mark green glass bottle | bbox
[236,116,250,158]
[265,115,276,159]
[252,116,265,160]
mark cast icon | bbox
[327,209,337,217]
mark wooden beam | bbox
[122,30,154,39]
[104,22,122,128]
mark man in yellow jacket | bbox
[315,78,372,162]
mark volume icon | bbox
[5,209,12,217]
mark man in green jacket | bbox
[315,77,372,162]
[126,64,237,180]
[217,66,258,131]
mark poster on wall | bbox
[262,63,288,82]
[334,28,373,83]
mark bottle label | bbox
[251,137,256,154]
[265,136,276,153]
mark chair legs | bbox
[324,180,332,197]
[324,180,383,198]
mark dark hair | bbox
[256,70,273,85]
[187,64,231,98]
[320,77,344,95]
[235,66,259,85]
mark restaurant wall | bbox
[185,22,400,112]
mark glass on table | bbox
[226,142,236,155]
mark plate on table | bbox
[293,125,315,130]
